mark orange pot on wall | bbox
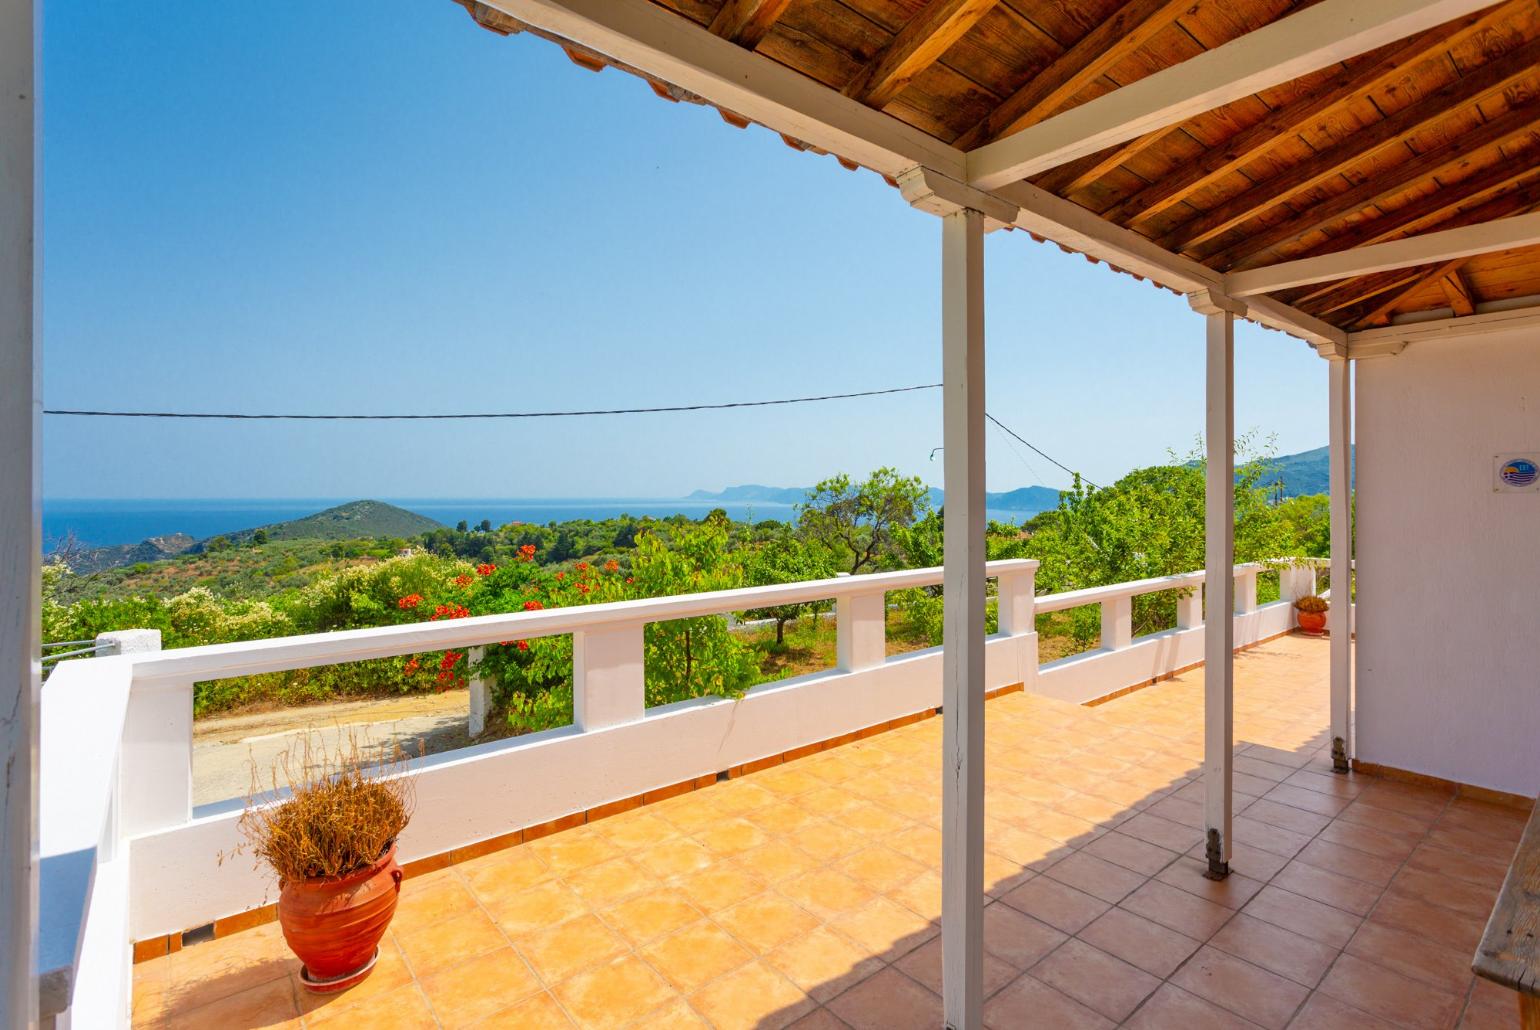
[1296,610,1327,636]
[278,842,402,993]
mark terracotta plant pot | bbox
[1296,609,1328,636]
[278,842,402,993]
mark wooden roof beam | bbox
[707,0,794,48]
[1162,36,1540,255]
[966,0,1500,190]
[953,0,1193,152]
[1101,9,1506,229]
[843,0,1002,110]
[1227,211,1540,296]
[1439,269,1476,315]
[1210,99,1540,269]
[1352,256,1472,326]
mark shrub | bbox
[234,734,415,884]
[1294,594,1329,613]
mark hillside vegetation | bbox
[45,451,1333,738]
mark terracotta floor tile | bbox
[889,869,943,921]
[1316,819,1418,862]
[1241,798,1332,838]
[1242,886,1361,949]
[829,895,937,958]
[693,817,771,857]
[825,966,942,1030]
[1121,879,1236,941]
[1123,983,1263,1030]
[293,937,414,1019]
[592,811,680,852]
[1402,842,1510,891]
[785,1007,853,1030]
[484,879,588,937]
[1386,866,1499,920]
[688,959,815,1030]
[714,893,822,954]
[562,856,658,909]
[1285,991,1400,1030]
[1209,912,1338,988]
[633,837,715,879]
[1031,937,1160,1021]
[459,847,554,905]
[893,935,1020,1000]
[640,919,754,993]
[1316,952,1464,1030]
[675,863,768,913]
[1270,860,1383,917]
[982,972,1114,1030]
[1367,891,1485,954]
[982,900,1066,969]
[1261,784,1351,818]
[1044,850,1149,903]
[515,914,629,984]
[164,974,300,1030]
[1171,945,1312,1029]
[780,869,877,921]
[766,925,885,1003]
[419,946,542,1026]
[551,954,679,1030]
[733,838,820,883]
[530,832,624,876]
[1000,874,1110,933]
[1081,830,1181,876]
[1118,812,1205,853]
[1157,856,1266,910]
[835,845,927,894]
[1078,907,1202,979]
[1344,919,1474,993]
[598,888,703,946]
[305,981,438,1030]
[393,907,507,977]
[1231,815,1313,859]
[468,990,576,1028]
[1292,838,1401,888]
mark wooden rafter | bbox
[843,0,1002,109]
[1100,10,1501,229]
[952,0,1192,151]
[1352,257,1469,326]
[1205,97,1540,269]
[1303,268,1430,316]
[1439,268,1476,314]
[1286,165,1540,305]
[1041,123,1185,197]
[1161,36,1540,255]
[707,0,794,48]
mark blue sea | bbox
[42,497,1033,551]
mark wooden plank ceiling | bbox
[459,0,1540,331]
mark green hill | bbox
[224,500,442,544]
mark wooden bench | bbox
[1474,800,1540,1028]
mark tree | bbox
[251,529,268,546]
[456,520,469,533]
[739,533,839,646]
[478,519,492,533]
[798,468,929,574]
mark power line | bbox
[985,412,1097,490]
[42,383,941,420]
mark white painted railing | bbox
[40,556,1318,1023]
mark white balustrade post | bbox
[1191,288,1242,880]
[95,629,161,657]
[572,623,645,731]
[994,563,1036,638]
[1100,595,1132,650]
[940,205,987,1030]
[1176,587,1203,630]
[1328,357,1354,772]
[120,677,195,836]
[467,646,490,737]
[836,588,886,673]
[1278,564,1316,605]
[1234,568,1258,615]
[1,2,37,1023]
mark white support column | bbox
[1328,357,1354,773]
[120,680,195,836]
[1,0,37,1022]
[1190,289,1242,880]
[940,205,987,1030]
[572,623,646,732]
[836,590,886,673]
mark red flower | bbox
[604,560,619,573]
[515,640,530,651]
[523,599,544,611]
[403,658,420,674]
[397,594,422,610]
[440,650,463,671]
[576,562,589,572]
[454,574,474,588]
[555,572,566,580]
[476,563,496,576]
[626,576,635,584]
[518,544,536,561]
[577,582,590,594]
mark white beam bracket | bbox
[898,166,1018,227]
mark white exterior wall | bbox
[1356,326,1540,797]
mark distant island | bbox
[691,483,1063,512]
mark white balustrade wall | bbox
[41,557,1309,1022]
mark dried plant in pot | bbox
[233,733,416,993]
[1294,594,1329,636]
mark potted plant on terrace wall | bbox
[234,735,416,993]
[1294,594,1329,636]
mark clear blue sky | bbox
[41,1,1325,500]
